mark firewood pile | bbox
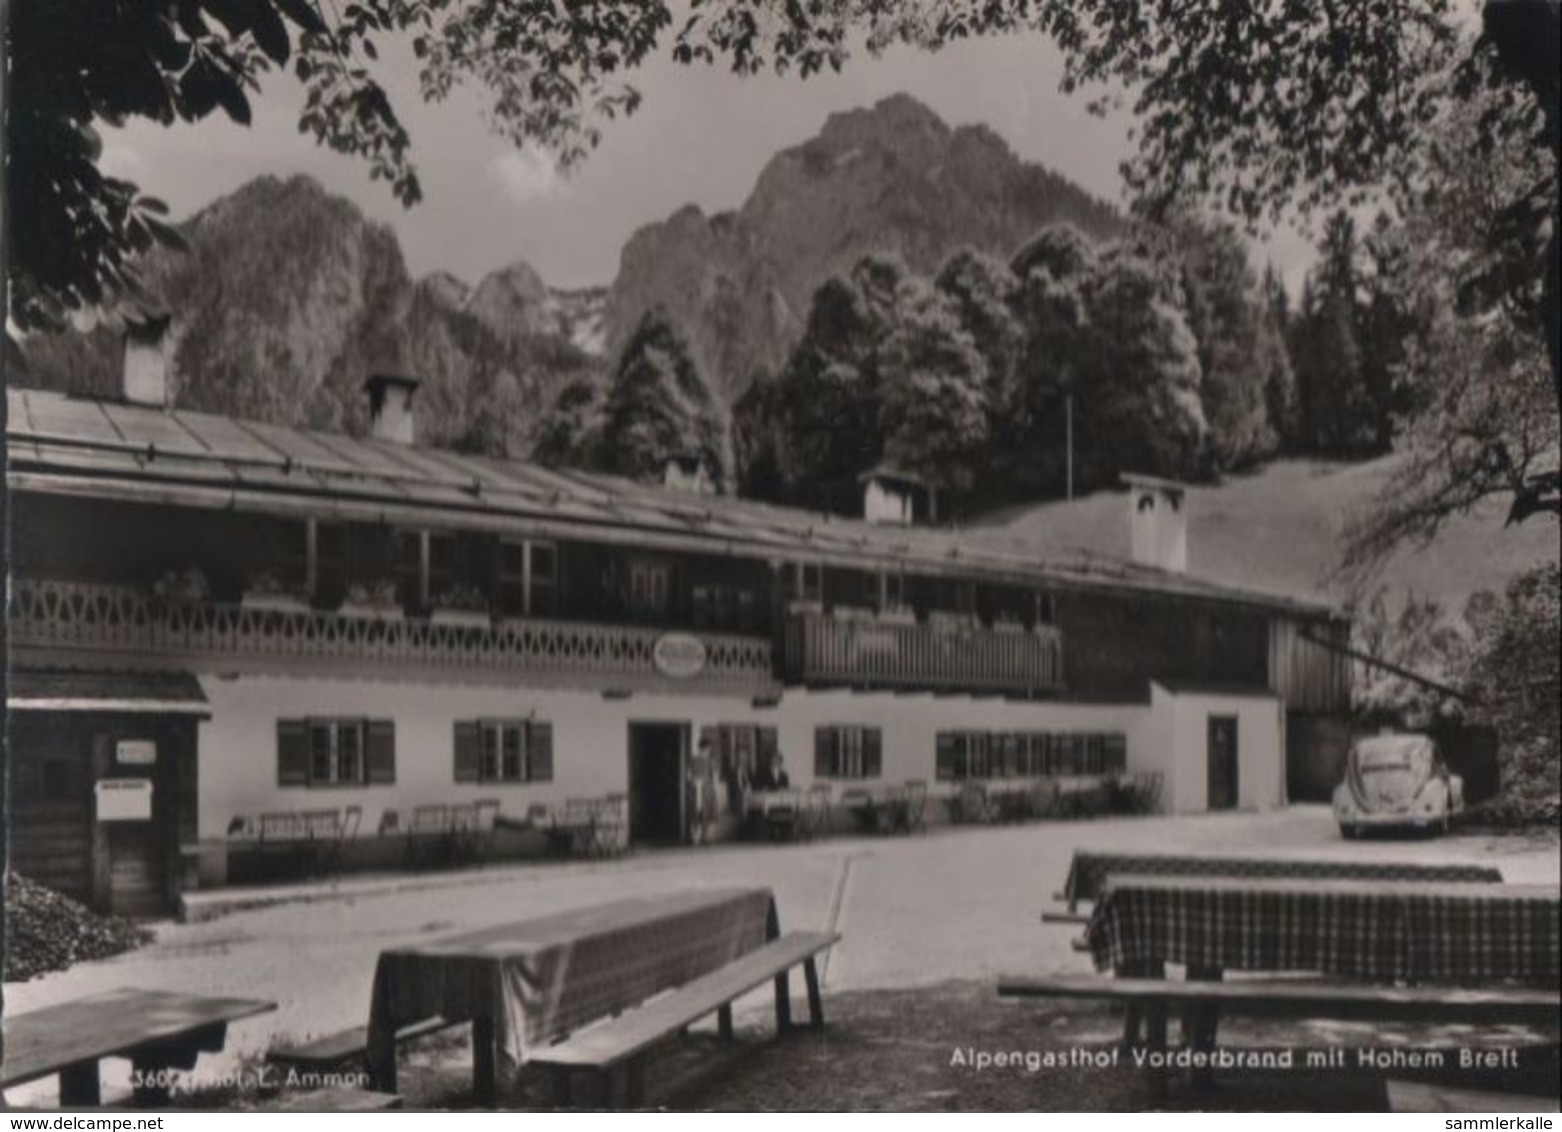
[3,873,153,982]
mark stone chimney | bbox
[663,452,716,495]
[122,313,173,408]
[1123,473,1188,573]
[364,374,420,445]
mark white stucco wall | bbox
[194,674,1158,838]
[1147,683,1285,814]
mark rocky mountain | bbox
[604,94,1124,401]
[11,175,604,453]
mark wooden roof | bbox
[5,387,1342,621]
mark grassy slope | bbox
[966,457,1559,612]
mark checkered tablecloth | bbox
[1085,876,1559,986]
[366,886,774,1086]
[1061,852,1504,909]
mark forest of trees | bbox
[538,208,1437,519]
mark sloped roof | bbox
[4,387,1341,620]
[8,668,210,713]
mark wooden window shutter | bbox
[277,719,310,787]
[528,721,554,782]
[935,732,958,781]
[366,720,396,784]
[863,728,883,778]
[1104,733,1127,774]
[814,727,834,778]
[453,721,481,783]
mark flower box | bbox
[339,601,405,623]
[430,608,491,630]
[241,591,310,614]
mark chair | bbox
[956,782,993,825]
[805,783,834,838]
[466,798,501,859]
[377,809,401,838]
[595,794,628,857]
[903,780,928,833]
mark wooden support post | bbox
[718,1004,734,1042]
[803,957,824,1028]
[471,1014,497,1108]
[774,970,793,1032]
[59,1061,102,1107]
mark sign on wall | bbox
[653,632,708,679]
[116,739,157,765]
[95,778,154,821]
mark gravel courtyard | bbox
[4,805,1558,1108]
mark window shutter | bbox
[814,727,834,778]
[935,732,958,781]
[277,719,310,787]
[863,728,883,779]
[453,721,481,783]
[528,721,554,782]
[366,719,396,784]
[1104,733,1127,775]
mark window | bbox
[496,540,527,617]
[702,723,777,781]
[814,726,883,779]
[278,718,395,787]
[1034,592,1057,626]
[628,559,672,621]
[528,542,558,616]
[274,521,309,592]
[394,530,424,608]
[789,561,823,605]
[693,583,760,632]
[454,719,554,783]
[428,532,460,602]
[316,522,348,606]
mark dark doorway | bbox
[628,722,687,844]
[1207,715,1240,811]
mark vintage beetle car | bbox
[1334,733,1464,838]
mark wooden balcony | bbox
[9,578,777,696]
[783,612,1063,696]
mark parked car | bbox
[1334,733,1464,837]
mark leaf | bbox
[248,0,292,64]
[272,0,327,34]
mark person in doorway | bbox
[752,751,790,792]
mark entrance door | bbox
[1207,715,1240,811]
[628,723,688,844]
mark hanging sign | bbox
[96,778,154,821]
[653,633,708,679]
[116,739,157,766]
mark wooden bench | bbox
[531,930,839,1107]
[268,1016,452,1073]
[1,988,275,1107]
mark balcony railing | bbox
[9,578,777,694]
[784,612,1063,696]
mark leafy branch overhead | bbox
[9,0,1556,354]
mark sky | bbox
[99,27,1318,292]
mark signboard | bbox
[653,632,708,679]
[116,739,157,766]
[95,778,154,822]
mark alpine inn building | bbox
[5,352,1351,917]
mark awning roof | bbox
[7,669,211,715]
[4,387,1343,621]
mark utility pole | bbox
[1065,393,1074,501]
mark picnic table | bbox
[364,886,776,1104]
[1,988,275,1107]
[1058,851,1507,912]
[1084,875,1560,986]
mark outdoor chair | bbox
[805,783,834,838]
[903,780,928,833]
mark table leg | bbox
[58,1060,102,1107]
[774,970,793,1032]
[1185,965,1223,1091]
[804,957,824,1028]
[472,1014,498,1107]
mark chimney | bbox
[1123,474,1188,572]
[859,465,928,526]
[122,313,173,408]
[663,452,716,495]
[364,374,420,444]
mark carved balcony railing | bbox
[9,578,777,694]
[783,613,1063,696]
